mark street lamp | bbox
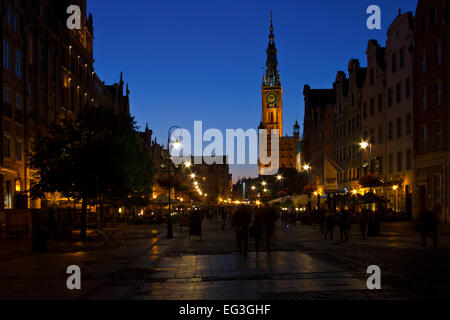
[303,164,312,212]
[167,125,182,239]
[393,185,399,212]
[276,174,283,198]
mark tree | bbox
[29,107,153,240]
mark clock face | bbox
[266,93,278,104]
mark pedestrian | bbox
[339,209,348,241]
[262,203,278,256]
[324,211,335,240]
[250,207,264,255]
[418,207,439,248]
[232,205,251,258]
[359,209,368,239]
[221,206,227,230]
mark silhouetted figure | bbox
[318,209,325,235]
[418,209,439,248]
[221,207,227,230]
[263,204,278,256]
[232,205,251,258]
[360,210,369,239]
[339,209,349,241]
[250,208,264,254]
[324,211,335,240]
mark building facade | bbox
[1,0,130,209]
[414,0,450,222]
[385,11,414,216]
[302,85,336,193]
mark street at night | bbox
[1,220,449,300]
[2,0,450,314]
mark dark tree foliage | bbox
[28,107,153,240]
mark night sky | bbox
[87,0,417,181]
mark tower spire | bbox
[263,11,280,87]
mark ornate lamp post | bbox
[167,125,182,239]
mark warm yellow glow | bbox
[172,140,181,150]
[262,181,267,186]
[352,189,358,195]
[256,200,261,205]
[359,141,369,150]
[15,181,21,192]
[393,185,398,191]
[314,191,318,196]
[190,173,196,179]
[303,164,311,171]
[184,161,191,168]
[251,186,256,190]
[263,188,268,193]
[277,175,283,181]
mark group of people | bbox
[312,208,378,241]
[231,204,278,258]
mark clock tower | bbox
[261,13,283,136]
[259,13,283,175]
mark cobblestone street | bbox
[1,220,449,300]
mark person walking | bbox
[221,206,227,230]
[324,210,335,240]
[359,209,369,240]
[232,205,251,258]
[418,207,440,248]
[339,209,349,241]
[262,204,278,256]
[250,207,264,255]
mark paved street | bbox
[1,220,450,300]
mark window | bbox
[392,53,397,73]
[15,141,22,161]
[397,118,402,138]
[388,121,393,140]
[431,7,438,25]
[378,125,383,144]
[378,94,383,112]
[420,125,427,152]
[388,154,393,174]
[15,95,23,122]
[397,151,403,172]
[3,39,11,70]
[421,14,427,33]
[406,113,412,135]
[406,149,412,170]
[4,137,11,159]
[388,88,393,107]
[15,49,23,79]
[420,52,427,72]
[4,181,12,209]
[3,88,12,118]
[434,82,442,105]
[13,12,19,32]
[400,47,405,68]
[434,42,442,65]
[396,83,402,103]
[7,7,13,26]
[29,36,34,65]
[434,120,442,147]
[370,98,375,116]
[434,175,441,205]
[420,88,427,110]
[405,77,411,98]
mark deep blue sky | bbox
[87,0,416,181]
